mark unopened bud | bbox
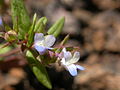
[4,30,17,42]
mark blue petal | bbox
[0,16,2,25]
[34,33,44,43]
[34,45,46,54]
[76,65,85,70]
[66,64,77,76]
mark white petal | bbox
[64,51,72,61]
[71,52,80,63]
[61,58,66,65]
[76,65,85,70]
[44,35,56,47]
[34,33,44,43]
[62,48,67,53]
[66,64,77,76]
[59,48,67,58]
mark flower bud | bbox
[4,30,17,42]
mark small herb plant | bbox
[0,0,84,89]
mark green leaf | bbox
[0,44,12,61]
[0,44,12,54]
[26,50,52,89]
[55,46,74,53]
[47,17,65,37]
[34,17,47,33]
[27,13,37,47]
[4,24,12,31]
[11,0,31,39]
[60,34,69,46]
[55,34,69,53]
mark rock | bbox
[105,28,120,52]
[89,11,120,29]
[9,68,26,80]
[0,68,26,90]
[83,11,120,52]
[93,0,120,10]
[60,0,85,8]
[83,28,106,51]
[73,9,93,24]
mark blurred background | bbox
[0,0,120,90]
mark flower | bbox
[0,16,2,25]
[34,33,56,54]
[60,48,85,76]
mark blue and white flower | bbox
[34,33,56,54]
[60,48,85,76]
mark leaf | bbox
[4,24,12,31]
[27,13,37,47]
[26,50,52,89]
[11,0,31,39]
[0,44,12,54]
[55,46,74,53]
[55,34,69,53]
[47,17,65,37]
[0,44,12,61]
[34,17,47,33]
[60,34,69,46]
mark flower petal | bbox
[59,48,67,59]
[76,65,85,70]
[64,51,72,61]
[61,58,66,65]
[34,45,46,54]
[71,52,80,63]
[44,35,56,47]
[62,48,67,53]
[34,33,44,43]
[0,16,2,25]
[66,64,77,76]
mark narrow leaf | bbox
[27,13,37,47]
[56,34,69,53]
[11,0,31,39]
[60,34,69,46]
[47,17,65,37]
[26,50,52,89]
[34,17,47,33]
[0,44,12,54]
[0,44,12,61]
